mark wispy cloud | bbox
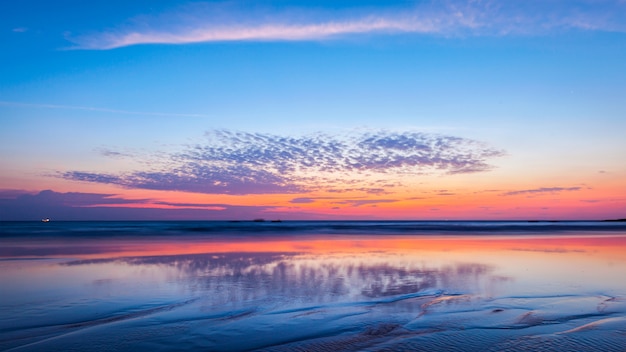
[509,247,585,253]
[502,187,582,196]
[580,199,601,203]
[326,186,391,195]
[95,147,133,159]
[289,196,397,207]
[61,129,504,195]
[71,19,437,50]
[0,101,209,118]
[337,199,398,208]
[290,197,316,204]
[152,201,227,210]
[66,1,626,50]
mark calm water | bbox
[1,221,626,351]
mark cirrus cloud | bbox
[66,1,626,50]
[502,187,582,196]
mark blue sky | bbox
[1,0,625,220]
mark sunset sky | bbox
[1,0,625,220]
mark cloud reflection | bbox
[64,252,505,304]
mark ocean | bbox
[1,221,626,351]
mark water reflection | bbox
[2,234,626,352]
[63,252,506,306]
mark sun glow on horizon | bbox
[1,1,625,221]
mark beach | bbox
[1,221,626,351]
[4,1,626,350]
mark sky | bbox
[1,0,625,221]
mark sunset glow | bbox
[1,0,625,220]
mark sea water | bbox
[1,221,625,351]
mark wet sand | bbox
[1,229,625,351]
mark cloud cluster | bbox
[61,130,503,195]
[67,1,626,49]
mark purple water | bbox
[1,221,625,351]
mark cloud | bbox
[64,167,305,195]
[326,187,389,195]
[580,199,601,203]
[0,190,144,220]
[153,201,228,209]
[434,189,456,196]
[337,199,398,208]
[502,187,582,196]
[67,1,626,50]
[509,248,585,253]
[289,196,398,207]
[0,190,287,221]
[60,129,504,195]
[290,197,315,204]
[0,189,38,199]
[14,189,147,206]
[0,101,209,118]
[95,147,132,158]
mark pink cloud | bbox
[66,1,626,50]
[70,17,442,50]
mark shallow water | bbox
[1,221,625,351]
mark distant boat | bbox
[41,218,50,222]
